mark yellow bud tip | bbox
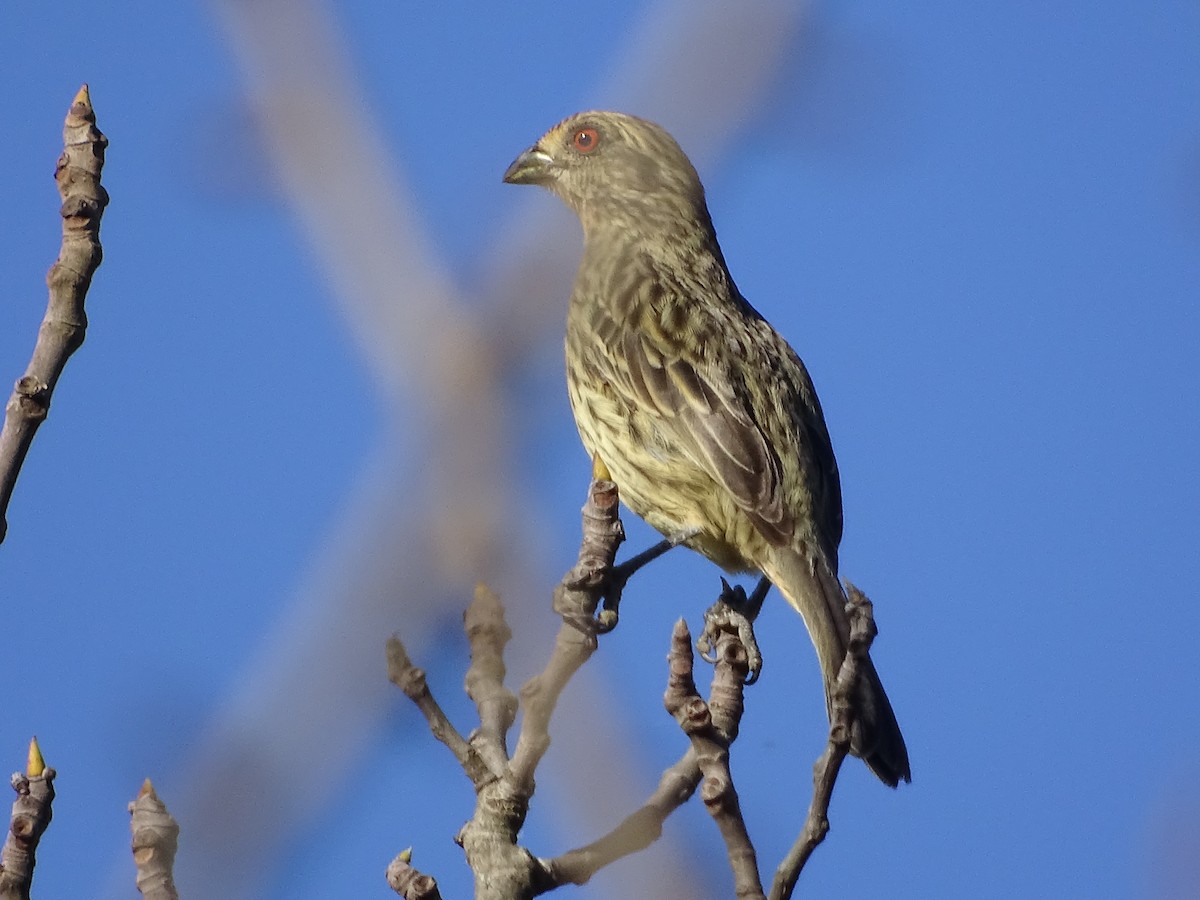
[591,453,611,481]
[399,847,413,864]
[139,778,157,800]
[73,84,91,108]
[27,736,45,777]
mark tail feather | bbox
[762,547,911,787]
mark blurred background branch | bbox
[146,2,802,897]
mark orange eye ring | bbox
[572,127,600,153]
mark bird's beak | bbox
[503,146,554,185]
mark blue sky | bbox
[2,2,1199,898]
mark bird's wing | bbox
[618,309,795,548]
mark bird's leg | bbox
[611,526,700,582]
[698,576,771,684]
[598,526,702,632]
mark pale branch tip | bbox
[129,781,180,900]
[387,851,444,900]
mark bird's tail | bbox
[762,546,911,787]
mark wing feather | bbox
[619,326,793,546]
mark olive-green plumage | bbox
[505,111,909,787]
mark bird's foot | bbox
[598,527,702,633]
[698,576,771,684]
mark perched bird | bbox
[504,111,910,787]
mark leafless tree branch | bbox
[544,748,701,887]
[0,85,108,544]
[129,780,180,900]
[0,739,56,900]
[665,618,764,899]
[507,479,624,793]
[389,479,625,898]
[387,848,444,899]
[547,578,768,891]
[390,480,887,898]
[464,583,520,778]
[387,637,491,786]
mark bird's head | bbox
[503,111,709,230]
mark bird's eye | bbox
[572,127,600,153]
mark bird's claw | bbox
[697,577,770,684]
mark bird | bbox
[503,111,910,787]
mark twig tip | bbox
[27,735,45,777]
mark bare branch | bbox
[666,620,764,900]
[129,779,180,900]
[507,479,623,793]
[390,479,628,900]
[0,738,55,900]
[0,85,108,544]
[386,636,492,786]
[454,480,624,899]
[551,580,770,892]
[464,583,519,778]
[386,849,443,899]
[769,584,877,900]
[390,485,892,897]
[545,748,701,887]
